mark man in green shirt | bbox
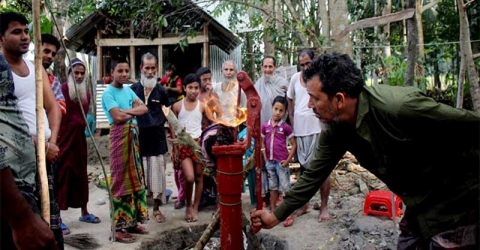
[251,53,479,249]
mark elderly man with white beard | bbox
[213,60,247,126]
[255,56,289,125]
[57,58,100,233]
[130,53,170,223]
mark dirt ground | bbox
[62,136,400,250]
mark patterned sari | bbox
[109,122,148,229]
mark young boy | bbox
[101,59,148,243]
[171,74,205,222]
[261,96,296,227]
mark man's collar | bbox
[355,89,369,129]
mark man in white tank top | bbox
[1,18,61,162]
[171,73,205,223]
[1,11,62,249]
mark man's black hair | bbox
[298,48,315,61]
[183,73,201,87]
[111,58,129,70]
[0,12,29,35]
[303,53,365,99]
[41,34,60,51]
[196,67,211,77]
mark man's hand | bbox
[11,212,58,250]
[133,98,142,108]
[250,208,281,230]
[46,143,59,162]
[280,160,289,168]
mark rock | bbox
[356,179,369,195]
[95,198,106,205]
[349,226,360,234]
[336,170,347,175]
[348,187,360,195]
[379,238,387,247]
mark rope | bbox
[42,1,116,242]
[215,169,245,176]
[218,200,243,207]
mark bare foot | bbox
[191,207,199,222]
[318,207,330,222]
[153,210,167,223]
[185,206,194,222]
[293,203,312,218]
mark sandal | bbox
[174,200,185,209]
[79,214,101,224]
[61,223,70,235]
[110,231,136,244]
[124,225,149,235]
[283,216,294,227]
[153,210,167,223]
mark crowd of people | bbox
[1,10,479,249]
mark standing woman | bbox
[160,63,184,106]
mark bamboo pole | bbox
[42,0,116,239]
[33,0,50,223]
[193,208,221,250]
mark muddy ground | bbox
[62,136,400,250]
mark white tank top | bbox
[12,58,51,139]
[178,99,202,139]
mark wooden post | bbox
[203,25,209,67]
[129,21,136,80]
[96,30,102,81]
[158,29,163,78]
[33,0,50,223]
[129,47,135,79]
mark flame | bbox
[204,91,247,127]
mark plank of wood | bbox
[333,9,415,40]
[96,36,209,47]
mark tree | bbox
[457,0,480,111]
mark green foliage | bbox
[65,0,203,51]
[66,0,97,24]
[27,15,54,36]
[0,0,31,16]
[383,54,407,86]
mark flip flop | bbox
[110,231,136,244]
[124,225,149,235]
[283,216,294,227]
[61,223,70,235]
[175,200,185,209]
[79,214,101,223]
[153,210,167,223]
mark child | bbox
[261,96,296,227]
[101,59,149,243]
[171,74,205,222]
